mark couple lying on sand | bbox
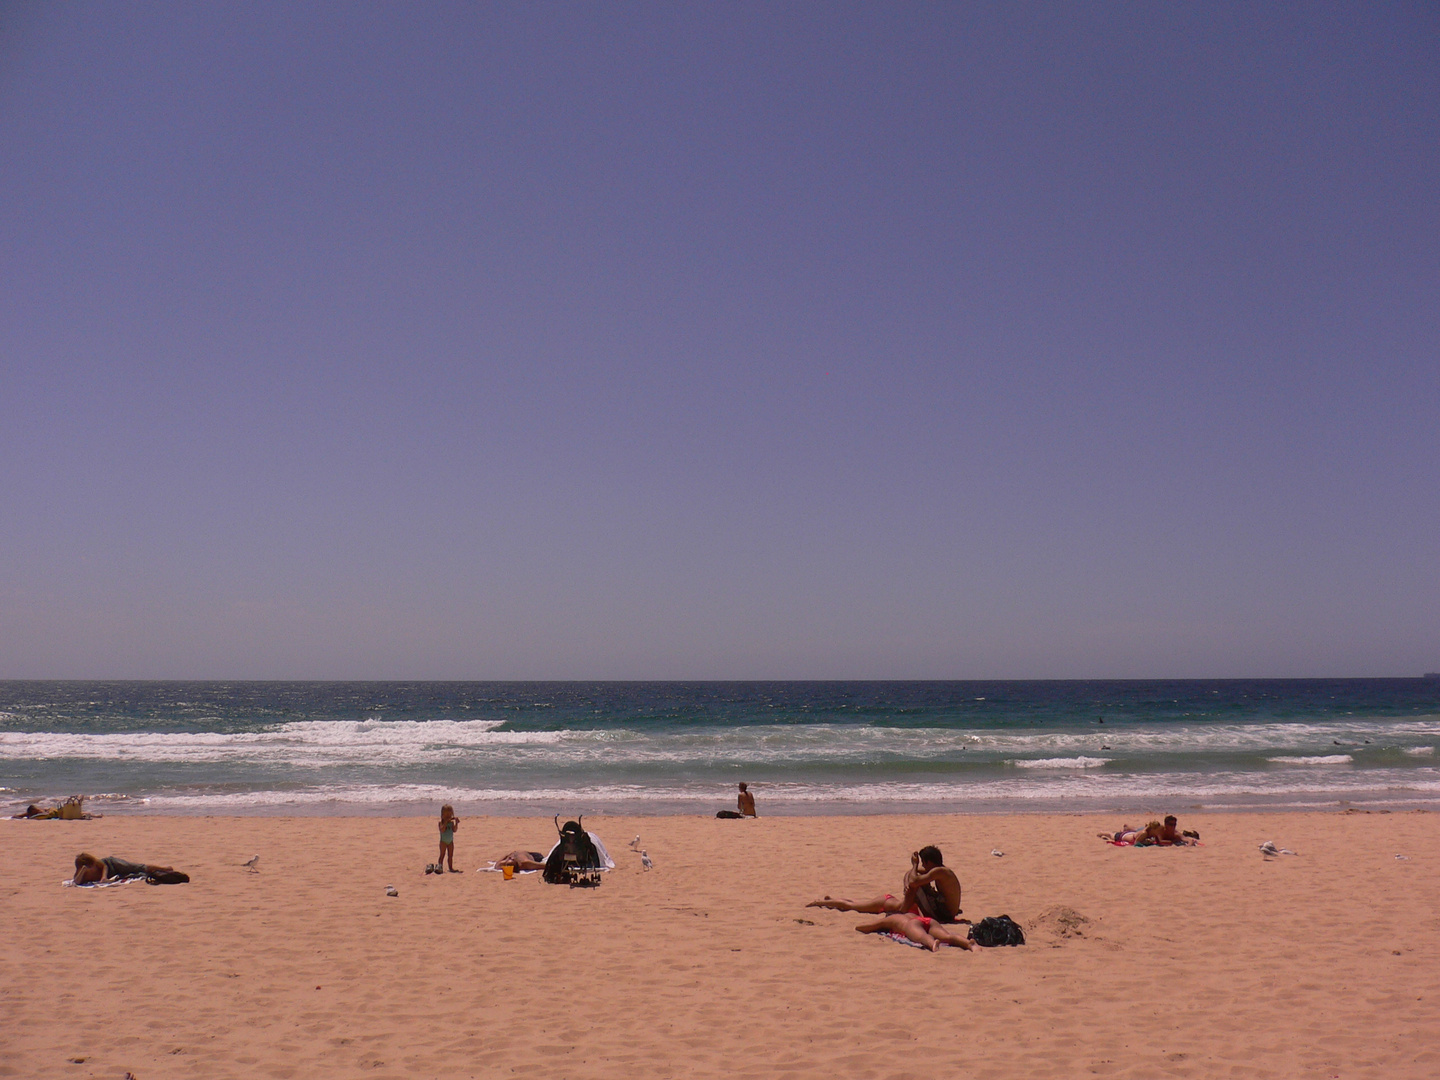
[808,846,973,952]
[1101,815,1198,846]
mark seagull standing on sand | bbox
[640,850,653,871]
[629,835,642,851]
[242,855,260,872]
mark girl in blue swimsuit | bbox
[437,805,460,872]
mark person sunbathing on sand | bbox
[854,913,975,952]
[807,846,964,922]
[489,849,549,872]
[72,852,184,885]
[1102,815,1195,846]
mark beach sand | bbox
[2,810,1436,1079]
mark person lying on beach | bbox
[717,782,758,819]
[489,849,549,872]
[854,913,975,953]
[14,797,94,820]
[72,853,187,885]
[807,846,964,922]
[1101,815,1196,846]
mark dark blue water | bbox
[3,680,1437,814]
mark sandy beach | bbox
[2,809,1436,1079]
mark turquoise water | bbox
[2,680,1438,815]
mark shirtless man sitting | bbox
[807,845,964,923]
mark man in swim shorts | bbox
[807,845,964,923]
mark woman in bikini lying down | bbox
[854,913,975,953]
[489,849,549,872]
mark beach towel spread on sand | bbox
[61,876,145,889]
[879,931,962,949]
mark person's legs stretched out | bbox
[855,914,942,951]
[807,893,907,915]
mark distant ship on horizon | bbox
[1425,672,1440,680]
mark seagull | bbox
[385,885,398,897]
[991,849,1005,858]
[629,835,642,851]
[242,854,260,872]
[640,850,653,871]
[1259,841,1298,858]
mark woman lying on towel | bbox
[72,853,189,885]
[854,913,975,953]
[489,849,550,872]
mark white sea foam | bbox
[0,719,562,765]
[121,767,1440,815]
[1010,756,1110,769]
[6,718,1439,769]
[1265,754,1353,765]
[1404,746,1435,756]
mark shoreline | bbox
[17,792,1440,818]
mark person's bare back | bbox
[737,783,756,817]
[902,847,962,922]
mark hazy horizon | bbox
[2,3,1436,680]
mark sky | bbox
[1,2,1436,679]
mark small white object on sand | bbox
[991,849,1004,857]
[385,885,398,897]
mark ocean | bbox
[2,680,1438,816]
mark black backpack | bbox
[543,816,603,886]
[968,915,1026,947]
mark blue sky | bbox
[1,2,1436,678]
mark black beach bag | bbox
[543,816,602,885]
[968,915,1026,947]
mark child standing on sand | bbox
[437,804,460,872]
